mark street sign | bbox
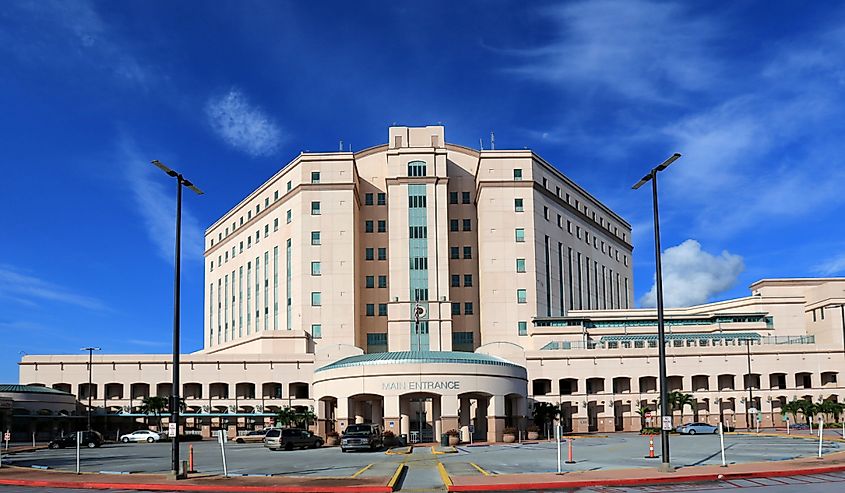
[661,416,673,431]
[748,407,758,414]
[3,432,9,442]
[645,412,653,418]
[168,423,177,437]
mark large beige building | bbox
[17,126,845,442]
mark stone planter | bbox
[503,433,516,443]
[448,435,460,446]
[527,431,539,440]
[326,436,339,446]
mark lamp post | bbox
[743,338,755,431]
[151,160,203,480]
[80,347,100,431]
[632,152,681,473]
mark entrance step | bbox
[394,446,447,492]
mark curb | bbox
[446,463,845,492]
[0,478,393,493]
[385,446,413,455]
[386,464,406,491]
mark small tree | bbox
[296,407,317,428]
[140,396,168,431]
[635,405,651,429]
[782,399,802,423]
[276,406,297,427]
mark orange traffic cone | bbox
[644,435,658,459]
[565,438,575,464]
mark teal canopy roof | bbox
[316,351,521,372]
[0,384,71,395]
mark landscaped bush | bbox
[445,429,460,436]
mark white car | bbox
[119,430,163,443]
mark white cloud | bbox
[509,0,720,101]
[640,240,744,308]
[815,254,845,276]
[205,89,282,157]
[118,139,204,263]
[0,265,106,311]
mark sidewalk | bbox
[0,466,396,492]
[446,450,845,492]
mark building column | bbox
[433,396,443,440]
[336,397,350,433]
[440,395,460,436]
[354,399,365,424]
[487,395,505,443]
[459,397,471,428]
[382,396,401,436]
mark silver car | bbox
[677,422,718,435]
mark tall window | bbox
[516,258,526,273]
[365,248,374,260]
[449,191,458,204]
[311,261,321,276]
[462,191,471,204]
[286,210,291,224]
[518,321,527,336]
[378,220,386,233]
[311,231,321,245]
[311,201,320,215]
[311,171,320,184]
[515,228,525,242]
[463,246,472,259]
[365,220,374,233]
[462,219,472,231]
[514,198,524,212]
[378,303,388,316]
[513,169,523,180]
[286,239,292,330]
[378,275,387,288]
[464,274,473,287]
[408,160,427,177]
[366,276,375,288]
[311,324,322,339]
[517,289,527,303]
[378,247,387,260]
[311,292,321,306]
[264,251,269,331]
[451,274,460,287]
[450,219,459,232]
[451,302,461,315]
[377,193,386,205]
[464,302,474,315]
[366,304,375,316]
[273,247,278,330]
[365,193,374,205]
[450,246,459,259]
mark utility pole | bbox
[80,347,100,431]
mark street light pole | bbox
[632,152,681,473]
[744,338,754,431]
[151,160,203,480]
[80,347,100,431]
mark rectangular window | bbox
[451,302,461,315]
[377,193,386,205]
[451,274,460,287]
[516,258,526,272]
[274,190,279,201]
[365,276,375,288]
[264,224,269,238]
[515,228,525,242]
[366,303,375,316]
[463,246,472,259]
[452,332,474,352]
[513,169,523,180]
[450,246,459,259]
[311,324,322,339]
[378,303,388,316]
[311,261,321,276]
[377,248,387,260]
[518,321,527,336]
[378,275,387,288]
[544,206,549,220]
[286,210,291,224]
[286,180,292,192]
[311,231,321,245]
[514,198,524,212]
[517,289,527,303]
[365,248,374,260]
[311,201,320,215]
[367,332,388,353]
[311,171,320,184]
[464,274,473,287]
[378,220,386,233]
[365,193,374,205]
[464,302,474,315]
[450,219,459,232]
[462,219,472,231]
[311,292,321,306]
[449,191,458,204]
[542,177,548,189]
[365,220,374,233]
[462,191,471,204]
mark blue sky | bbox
[2,0,845,382]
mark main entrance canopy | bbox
[312,351,528,443]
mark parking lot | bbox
[3,432,840,491]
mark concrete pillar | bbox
[383,396,401,436]
[433,397,442,440]
[354,399,365,424]
[487,395,505,443]
[373,399,384,425]
[336,397,350,432]
[440,395,460,435]
[459,397,471,427]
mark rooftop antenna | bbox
[490,131,495,150]
[479,138,484,151]
[348,143,352,152]
[339,140,343,152]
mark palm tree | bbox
[667,391,694,423]
[797,399,818,426]
[635,405,651,429]
[139,396,168,431]
[296,407,317,428]
[782,399,803,423]
[275,406,297,427]
[531,402,560,436]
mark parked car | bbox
[48,431,104,449]
[119,430,163,443]
[264,428,324,451]
[677,422,719,435]
[341,423,384,452]
[235,429,269,444]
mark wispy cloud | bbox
[118,138,204,263]
[815,254,845,276]
[640,239,744,308]
[0,265,107,311]
[507,0,721,102]
[127,339,170,348]
[205,89,283,157]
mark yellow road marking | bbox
[387,463,406,490]
[437,461,453,487]
[470,462,491,476]
[350,463,373,478]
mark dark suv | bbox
[341,424,383,452]
[48,430,104,449]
